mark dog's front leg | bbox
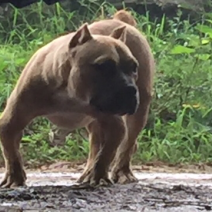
[76,115,127,187]
[111,94,152,184]
[0,96,35,188]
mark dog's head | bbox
[68,23,139,116]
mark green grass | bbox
[1,1,212,167]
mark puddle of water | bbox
[135,172,212,187]
[1,172,212,187]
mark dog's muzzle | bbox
[90,85,139,116]
[118,85,138,115]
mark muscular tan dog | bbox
[0,10,154,188]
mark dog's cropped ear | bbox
[69,23,93,49]
[110,25,126,43]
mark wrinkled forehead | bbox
[78,35,134,63]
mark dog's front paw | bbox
[74,168,114,188]
[0,170,26,188]
[111,166,138,184]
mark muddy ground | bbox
[0,163,212,211]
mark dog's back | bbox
[113,10,137,27]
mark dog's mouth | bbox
[92,99,138,116]
[94,105,136,116]
[90,86,139,116]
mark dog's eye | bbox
[95,59,117,75]
[123,61,138,75]
[131,62,138,73]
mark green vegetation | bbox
[1,1,212,167]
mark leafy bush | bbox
[1,1,212,166]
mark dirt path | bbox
[0,163,212,211]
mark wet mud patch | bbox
[0,174,212,212]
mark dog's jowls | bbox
[0,10,154,188]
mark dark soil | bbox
[1,162,212,212]
[0,182,212,211]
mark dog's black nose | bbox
[123,85,137,96]
[119,85,138,115]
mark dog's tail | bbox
[113,10,137,27]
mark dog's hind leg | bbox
[111,93,152,184]
[76,115,126,187]
[0,93,36,188]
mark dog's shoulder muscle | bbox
[16,33,74,92]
